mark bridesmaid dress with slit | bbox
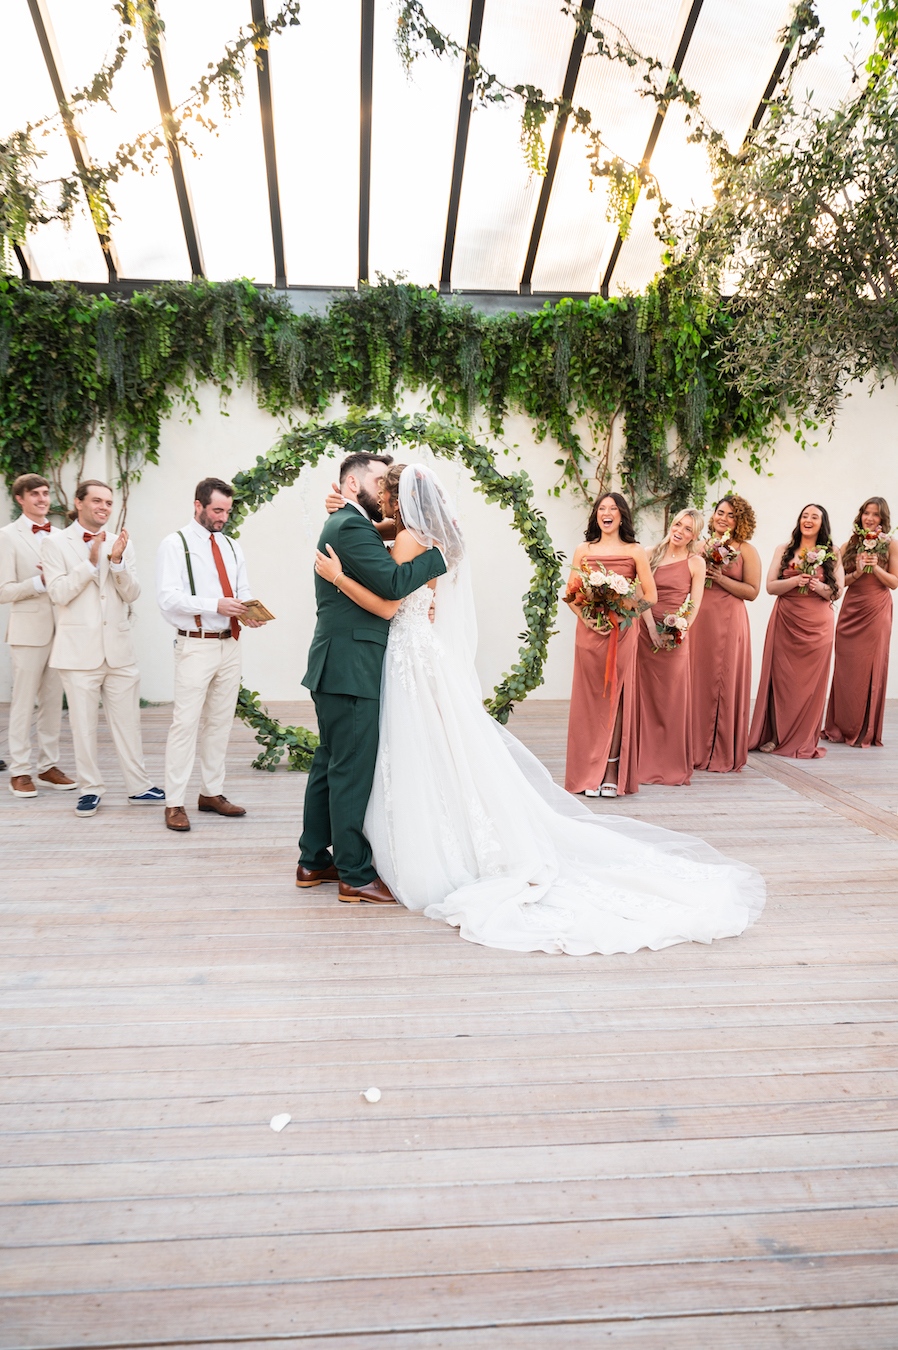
[637,558,694,786]
[823,571,894,747]
[748,566,834,759]
[565,554,639,795]
[690,552,751,772]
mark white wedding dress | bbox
[363,469,765,955]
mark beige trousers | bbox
[6,642,64,776]
[164,634,242,807]
[59,663,152,798]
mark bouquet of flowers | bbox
[704,530,739,588]
[853,523,894,573]
[794,545,836,593]
[564,560,639,633]
[655,597,695,649]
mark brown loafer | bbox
[37,767,77,791]
[197,794,246,817]
[338,877,397,904]
[296,862,340,888]
[165,806,191,832]
[10,775,38,798]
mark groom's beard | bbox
[357,486,384,522]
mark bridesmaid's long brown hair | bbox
[584,492,636,544]
[841,496,891,574]
[778,503,839,594]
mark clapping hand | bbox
[88,532,107,566]
[109,528,128,564]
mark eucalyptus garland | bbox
[230,409,564,770]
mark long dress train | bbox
[565,553,638,795]
[748,567,834,759]
[637,559,694,785]
[364,581,765,956]
[823,572,893,747]
[689,552,751,773]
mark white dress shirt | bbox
[156,518,253,632]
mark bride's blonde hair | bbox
[648,508,705,571]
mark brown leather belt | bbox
[177,629,232,640]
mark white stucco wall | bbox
[1,377,896,705]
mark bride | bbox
[314,462,765,955]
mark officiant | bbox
[156,477,264,833]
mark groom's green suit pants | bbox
[300,689,381,888]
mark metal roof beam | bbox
[439,0,486,294]
[143,3,205,280]
[358,0,375,287]
[600,0,705,298]
[748,42,792,134]
[251,0,287,288]
[26,0,120,283]
[519,0,595,295]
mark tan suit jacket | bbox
[43,522,141,670]
[0,515,59,646]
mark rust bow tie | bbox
[83,531,104,543]
[31,522,51,534]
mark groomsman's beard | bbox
[356,487,384,522]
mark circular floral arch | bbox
[228,409,565,771]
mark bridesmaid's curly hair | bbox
[714,494,756,543]
[841,496,891,574]
[778,503,839,596]
[585,491,636,544]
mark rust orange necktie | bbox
[210,534,240,640]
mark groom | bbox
[296,453,447,902]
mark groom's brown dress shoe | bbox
[296,862,339,888]
[338,877,397,904]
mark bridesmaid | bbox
[824,496,897,747]
[690,495,761,772]
[749,504,845,759]
[637,509,706,785]
[564,492,656,798]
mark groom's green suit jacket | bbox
[302,504,447,698]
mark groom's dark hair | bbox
[339,452,393,485]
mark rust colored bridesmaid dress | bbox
[823,571,894,747]
[565,554,639,795]
[748,566,834,759]
[637,558,694,786]
[689,552,751,772]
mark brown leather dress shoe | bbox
[37,767,77,791]
[197,794,246,816]
[9,775,37,798]
[165,806,191,832]
[338,877,397,904]
[296,862,340,888]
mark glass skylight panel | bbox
[368,0,465,288]
[154,0,274,285]
[268,0,361,288]
[449,0,578,291]
[0,2,106,281]
[42,0,190,280]
[530,0,686,296]
[787,1,876,116]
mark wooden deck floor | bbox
[1,699,897,1349]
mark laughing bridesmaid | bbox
[824,496,897,747]
[749,504,844,759]
[690,495,761,773]
[637,509,706,785]
[564,493,656,798]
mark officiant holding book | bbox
[156,477,266,833]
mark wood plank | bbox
[747,752,898,842]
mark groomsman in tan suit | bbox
[42,480,164,817]
[0,474,76,797]
[156,477,263,833]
